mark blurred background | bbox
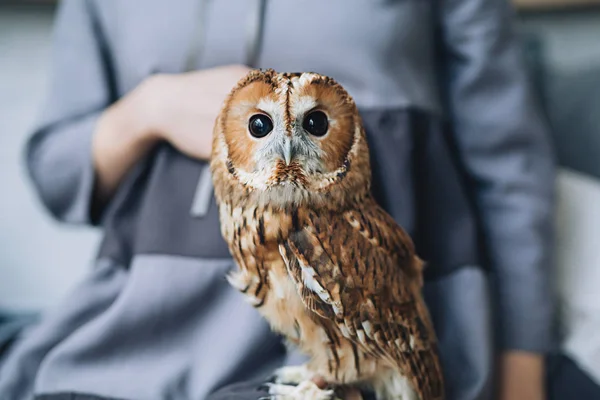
[0,0,599,318]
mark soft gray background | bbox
[1,4,600,312]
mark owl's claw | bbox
[261,381,341,400]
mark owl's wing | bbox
[279,200,443,399]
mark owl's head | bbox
[211,69,371,210]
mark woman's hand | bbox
[92,64,251,203]
[498,351,546,400]
[143,64,251,160]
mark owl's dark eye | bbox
[248,114,273,138]
[303,111,329,137]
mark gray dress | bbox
[0,0,555,399]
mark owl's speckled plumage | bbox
[210,69,444,400]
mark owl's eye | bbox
[248,114,274,138]
[303,111,329,137]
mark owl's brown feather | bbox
[211,69,444,400]
[280,200,443,399]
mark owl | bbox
[210,69,444,400]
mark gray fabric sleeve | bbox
[438,0,556,352]
[25,0,112,225]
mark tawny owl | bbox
[210,69,444,400]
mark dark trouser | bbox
[33,381,270,400]
[207,378,271,400]
[0,311,39,368]
[547,354,600,400]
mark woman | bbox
[0,0,554,399]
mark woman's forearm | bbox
[92,82,158,204]
[498,351,545,400]
[91,65,250,206]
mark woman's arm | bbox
[92,65,250,206]
[27,0,250,224]
[498,352,545,400]
[436,0,555,398]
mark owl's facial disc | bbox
[220,70,363,205]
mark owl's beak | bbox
[282,137,293,165]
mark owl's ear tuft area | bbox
[232,68,279,93]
